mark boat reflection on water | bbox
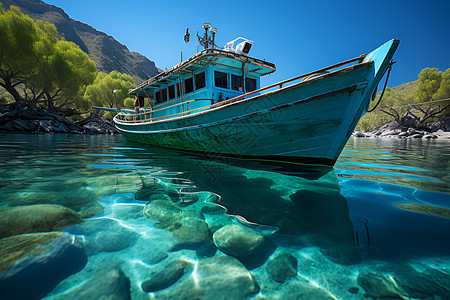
[124,145,362,265]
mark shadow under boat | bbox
[177,149,334,180]
[124,144,362,265]
[193,168,362,265]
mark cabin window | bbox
[231,74,243,91]
[184,77,194,94]
[214,71,228,89]
[161,88,168,102]
[246,77,257,92]
[168,85,175,100]
[195,72,206,90]
[155,90,162,103]
[176,83,180,97]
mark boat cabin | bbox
[127,45,276,122]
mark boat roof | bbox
[129,48,276,95]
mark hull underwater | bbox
[115,40,399,169]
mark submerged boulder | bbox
[144,200,182,228]
[0,232,87,300]
[266,253,298,283]
[144,202,212,247]
[276,280,335,300]
[155,256,259,299]
[141,259,191,292]
[393,264,450,299]
[66,218,137,255]
[50,264,130,300]
[358,271,405,299]
[0,204,83,238]
[213,224,264,257]
[171,210,212,246]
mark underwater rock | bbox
[144,204,212,248]
[196,241,217,259]
[393,264,450,299]
[357,271,404,299]
[179,209,205,221]
[171,216,211,245]
[111,204,145,220]
[0,232,87,300]
[168,210,212,250]
[213,224,264,257]
[51,264,130,300]
[156,256,259,299]
[67,218,137,255]
[78,200,104,219]
[201,203,226,215]
[144,200,182,227]
[278,280,335,300]
[266,253,298,283]
[0,204,82,238]
[141,259,191,292]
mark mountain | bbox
[0,0,159,84]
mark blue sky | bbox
[44,0,449,88]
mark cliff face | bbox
[1,0,159,84]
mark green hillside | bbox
[356,65,450,131]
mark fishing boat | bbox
[112,23,399,170]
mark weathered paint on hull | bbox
[116,40,399,168]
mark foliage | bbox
[123,97,135,108]
[415,68,442,103]
[83,71,135,109]
[0,5,41,103]
[0,5,98,116]
[434,68,450,101]
[356,67,450,131]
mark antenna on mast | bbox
[184,23,218,51]
[197,23,218,50]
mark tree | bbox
[37,38,97,115]
[434,68,450,102]
[0,5,97,115]
[84,71,135,109]
[411,67,450,124]
[415,68,442,103]
[0,5,41,104]
[356,67,450,131]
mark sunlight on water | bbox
[0,133,449,300]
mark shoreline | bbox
[353,118,450,139]
[353,129,450,139]
[0,106,118,135]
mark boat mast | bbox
[197,23,218,49]
[184,23,218,50]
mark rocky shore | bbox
[352,118,450,139]
[0,105,118,134]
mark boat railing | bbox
[116,54,367,124]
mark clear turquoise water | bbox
[0,133,449,299]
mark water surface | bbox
[0,133,449,299]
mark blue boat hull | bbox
[115,40,399,168]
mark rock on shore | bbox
[0,105,118,134]
[353,119,450,139]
